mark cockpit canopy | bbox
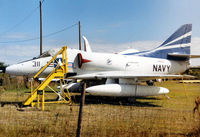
[35,48,62,59]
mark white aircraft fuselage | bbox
[6,48,188,77]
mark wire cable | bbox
[43,23,78,38]
[0,23,78,43]
[0,6,40,37]
[0,0,45,37]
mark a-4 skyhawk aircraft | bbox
[2,24,198,97]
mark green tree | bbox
[0,62,7,67]
[184,68,200,79]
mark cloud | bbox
[190,37,200,66]
[1,37,200,66]
[90,37,200,66]
[0,44,63,64]
[90,41,161,53]
[0,33,33,40]
[191,37,200,54]
[1,40,160,64]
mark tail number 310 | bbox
[33,61,40,67]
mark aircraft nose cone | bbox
[6,65,21,75]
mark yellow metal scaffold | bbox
[23,46,71,110]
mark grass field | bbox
[0,81,200,137]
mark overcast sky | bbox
[0,0,200,66]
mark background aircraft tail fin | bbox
[83,36,92,52]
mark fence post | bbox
[76,82,86,137]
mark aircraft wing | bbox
[70,71,194,81]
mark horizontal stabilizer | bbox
[189,55,200,58]
[168,53,200,60]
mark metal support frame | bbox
[24,46,71,110]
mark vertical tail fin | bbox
[159,24,192,53]
[134,24,192,60]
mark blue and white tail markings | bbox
[159,24,191,47]
[124,24,192,60]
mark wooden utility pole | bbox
[40,0,43,56]
[76,82,86,137]
[79,21,81,50]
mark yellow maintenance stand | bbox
[23,46,71,110]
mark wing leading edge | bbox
[70,71,193,81]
